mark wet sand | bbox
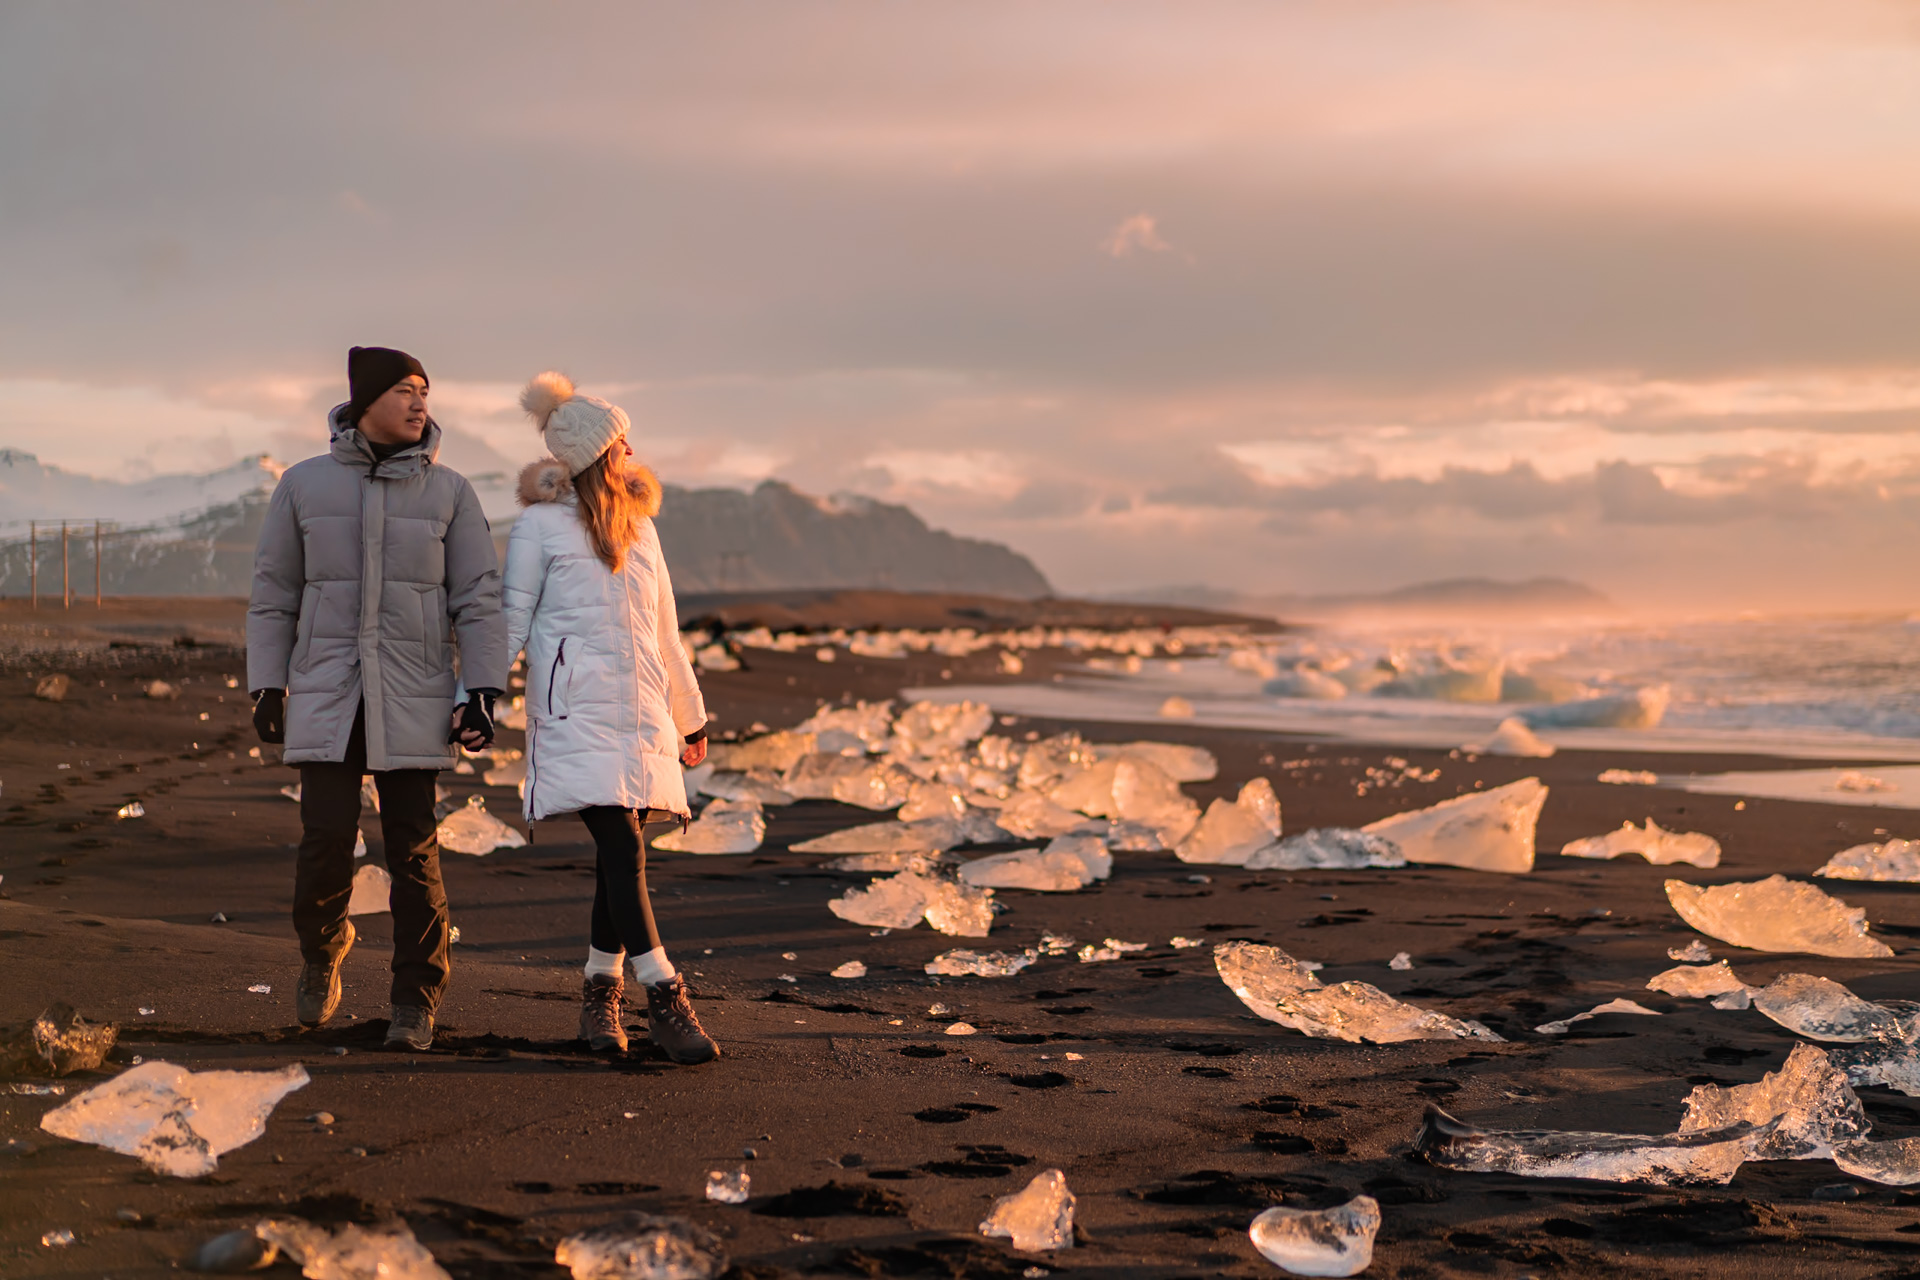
[6,614,1920,1277]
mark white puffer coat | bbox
[503,459,706,822]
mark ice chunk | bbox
[1248,1195,1380,1277]
[1748,972,1914,1042]
[1175,779,1283,866]
[1837,770,1895,794]
[959,836,1111,892]
[145,680,179,700]
[1389,952,1414,971]
[653,798,767,854]
[1669,940,1713,962]
[34,673,71,701]
[709,730,816,774]
[1561,819,1720,868]
[1678,1043,1868,1160]
[898,780,969,823]
[437,795,526,855]
[892,700,994,756]
[1664,875,1894,958]
[1834,1136,1920,1185]
[1534,998,1662,1035]
[946,1021,977,1035]
[1413,1103,1770,1186]
[1170,936,1205,949]
[1158,696,1194,719]
[782,755,916,810]
[979,1169,1075,1252]
[1523,686,1669,729]
[1362,778,1546,874]
[696,770,795,806]
[1245,829,1405,871]
[1646,961,1747,1000]
[1600,769,1660,786]
[792,816,965,855]
[1263,669,1349,700]
[1831,1039,1920,1096]
[924,877,996,937]
[347,864,391,916]
[1711,988,1752,1011]
[0,1003,117,1078]
[116,801,144,819]
[925,948,1038,977]
[1466,718,1555,759]
[1816,838,1920,882]
[255,1218,450,1280]
[190,1226,278,1273]
[705,1168,750,1204]
[554,1214,728,1280]
[41,1061,309,1177]
[820,851,929,873]
[995,791,1099,840]
[828,869,995,936]
[830,961,867,979]
[1094,741,1219,783]
[1215,942,1503,1044]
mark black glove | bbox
[252,689,286,744]
[451,690,498,750]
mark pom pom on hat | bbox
[520,370,629,476]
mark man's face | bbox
[359,375,429,445]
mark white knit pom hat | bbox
[519,371,629,476]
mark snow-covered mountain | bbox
[0,451,1051,599]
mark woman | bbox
[503,371,717,1063]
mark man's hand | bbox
[252,689,286,744]
[450,691,498,752]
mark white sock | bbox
[584,947,625,981]
[629,946,676,987]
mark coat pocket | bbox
[546,636,574,720]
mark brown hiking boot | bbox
[297,921,354,1027]
[579,974,628,1052]
[645,975,718,1064]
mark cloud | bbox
[1100,213,1173,258]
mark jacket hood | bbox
[327,401,442,476]
[516,457,662,517]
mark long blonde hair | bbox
[574,446,646,573]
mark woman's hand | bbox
[680,738,707,768]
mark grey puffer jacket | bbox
[247,405,508,770]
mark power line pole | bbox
[29,521,37,609]
[62,521,71,609]
[94,520,102,607]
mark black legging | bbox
[579,806,665,958]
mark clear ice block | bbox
[1833,1136,1920,1185]
[1174,779,1283,866]
[436,795,527,855]
[1215,942,1502,1044]
[793,816,965,855]
[653,798,767,854]
[1560,819,1720,868]
[925,948,1038,977]
[1534,998,1661,1035]
[958,836,1111,892]
[705,1168,750,1204]
[1815,838,1920,883]
[1645,961,1747,1000]
[1665,875,1894,958]
[0,1003,116,1078]
[1748,972,1915,1042]
[1362,778,1546,874]
[979,1169,1075,1252]
[41,1061,309,1177]
[554,1214,728,1280]
[1244,829,1405,871]
[1247,1194,1380,1277]
[347,863,391,916]
[695,770,795,806]
[1678,1043,1868,1159]
[1413,1104,1771,1186]
[256,1218,450,1280]
[994,791,1100,840]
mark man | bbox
[248,346,507,1050]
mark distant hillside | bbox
[1107,577,1617,623]
[0,452,1052,600]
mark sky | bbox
[3,1,1920,613]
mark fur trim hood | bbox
[515,457,662,517]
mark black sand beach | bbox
[6,598,1920,1278]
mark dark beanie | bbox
[347,346,429,423]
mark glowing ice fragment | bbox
[652,798,766,855]
[959,836,1111,892]
[1748,972,1916,1042]
[1561,819,1719,868]
[1362,778,1545,874]
[1678,1043,1868,1160]
[347,864,391,916]
[1466,718,1555,759]
[925,949,1037,977]
[1664,875,1893,958]
[1534,998,1662,1036]
[1245,829,1405,871]
[1248,1195,1380,1277]
[1599,769,1660,786]
[1816,838,1920,883]
[979,1169,1075,1251]
[41,1061,309,1177]
[1645,961,1746,1000]
[554,1214,728,1280]
[792,816,964,855]
[437,795,526,855]
[1215,942,1502,1044]
[705,1168,750,1204]
[1174,778,1282,866]
[831,961,867,979]
[1413,1104,1770,1186]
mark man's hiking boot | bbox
[645,974,718,1064]
[385,1005,434,1051]
[580,974,628,1052]
[296,921,354,1027]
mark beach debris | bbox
[1159,696,1195,719]
[1362,778,1546,874]
[979,1169,1075,1252]
[1665,875,1894,958]
[994,791,1100,840]
[959,836,1112,892]
[1,1003,118,1078]
[793,816,966,855]
[189,1226,279,1272]
[1678,1043,1868,1160]
[1535,998,1663,1035]
[1247,1195,1380,1277]
[436,795,526,855]
[1599,769,1660,786]
[827,869,995,936]
[1244,828,1406,871]
[1836,770,1895,794]
[1833,1136,1920,1185]
[1561,819,1721,868]
[347,864,391,916]
[946,1022,978,1036]
[33,673,71,702]
[925,949,1038,978]
[257,1217,450,1279]
[554,1214,728,1280]
[1413,1104,1771,1186]
[1669,940,1713,962]
[1467,717,1555,759]
[1646,961,1748,1001]
[1215,942,1503,1044]
[706,1168,750,1204]
[145,680,179,700]
[653,798,766,855]
[830,961,867,979]
[1816,838,1920,883]
[41,1061,309,1177]
[1389,952,1414,971]
[1748,972,1916,1042]
[1174,778,1283,866]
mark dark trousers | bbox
[292,706,450,1011]
[580,806,665,958]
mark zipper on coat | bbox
[547,638,569,720]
